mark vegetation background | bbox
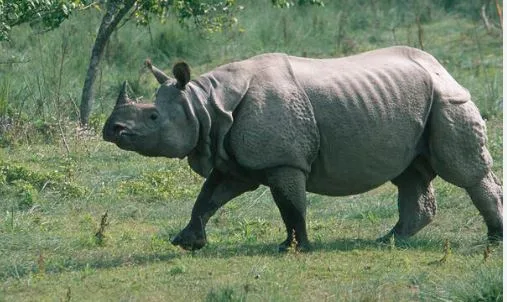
[0,0,503,301]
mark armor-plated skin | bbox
[103,46,502,252]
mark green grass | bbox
[0,117,503,301]
[0,1,503,301]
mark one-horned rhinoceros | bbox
[103,46,503,252]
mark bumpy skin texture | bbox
[103,46,503,251]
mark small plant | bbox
[428,265,503,301]
[205,286,246,302]
[0,160,87,198]
[150,234,171,252]
[117,168,201,202]
[64,287,71,302]
[13,179,38,210]
[439,239,451,264]
[94,211,109,246]
[389,235,396,251]
[88,113,107,133]
[169,264,186,276]
[37,250,45,275]
[238,218,269,243]
[483,245,491,262]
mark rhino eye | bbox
[150,113,158,121]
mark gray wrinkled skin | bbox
[103,46,502,252]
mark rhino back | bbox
[288,47,435,195]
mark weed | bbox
[425,264,503,301]
[64,287,71,302]
[483,245,491,262]
[169,263,186,275]
[0,160,87,198]
[117,168,201,202]
[94,211,109,246]
[37,250,45,275]
[15,180,37,210]
[439,239,451,264]
[205,286,246,302]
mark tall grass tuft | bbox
[205,286,247,302]
[423,265,503,301]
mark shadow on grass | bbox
[1,236,494,281]
[199,235,483,259]
[199,236,502,258]
[0,251,180,282]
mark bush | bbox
[0,160,87,199]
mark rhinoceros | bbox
[103,46,502,252]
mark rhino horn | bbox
[145,59,171,84]
[115,81,130,107]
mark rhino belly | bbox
[306,134,418,196]
[305,98,428,196]
[293,57,433,196]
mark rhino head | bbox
[102,61,199,158]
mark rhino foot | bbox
[487,227,503,244]
[376,233,392,244]
[172,227,207,251]
[278,238,292,253]
[376,229,412,244]
[295,241,312,253]
[278,238,312,253]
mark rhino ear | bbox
[145,59,171,84]
[115,81,130,107]
[173,62,191,89]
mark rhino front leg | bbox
[379,156,437,242]
[266,167,310,252]
[172,169,259,250]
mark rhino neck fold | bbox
[186,80,214,177]
[186,73,251,178]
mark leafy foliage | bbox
[173,0,241,32]
[0,0,245,40]
[272,0,325,8]
[117,168,202,202]
[0,160,87,198]
[132,0,241,33]
[0,0,86,41]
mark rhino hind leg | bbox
[266,167,311,252]
[379,156,437,242]
[429,99,502,241]
[465,172,503,242]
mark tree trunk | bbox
[481,0,493,32]
[79,0,135,126]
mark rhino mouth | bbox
[103,123,137,151]
[113,124,135,138]
[104,123,157,155]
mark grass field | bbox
[0,1,503,301]
[0,117,503,301]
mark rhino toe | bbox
[172,227,207,251]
